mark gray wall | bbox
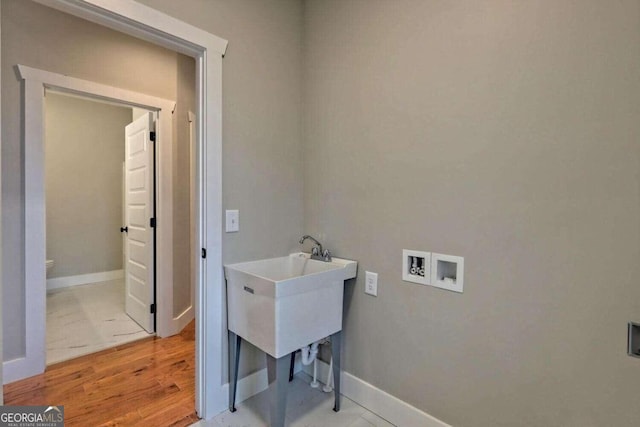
[1,0,196,360]
[303,1,640,426]
[134,0,304,262]
[45,92,131,279]
[135,0,305,375]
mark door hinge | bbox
[201,248,207,259]
[150,218,156,228]
[150,303,156,314]
[150,131,156,142]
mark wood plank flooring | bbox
[4,321,198,427]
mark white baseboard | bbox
[171,305,195,336]
[46,269,124,291]
[3,356,41,385]
[222,368,269,407]
[303,360,450,427]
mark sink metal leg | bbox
[266,354,289,427]
[330,331,342,412]
[289,351,296,382]
[228,331,241,412]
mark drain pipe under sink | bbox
[323,356,333,393]
[300,341,320,366]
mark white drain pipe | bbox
[323,356,333,393]
[310,359,319,388]
[300,338,333,390]
[300,341,320,366]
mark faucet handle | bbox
[322,249,332,262]
[311,247,319,256]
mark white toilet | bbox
[46,259,54,277]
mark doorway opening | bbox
[17,63,181,377]
[44,91,157,364]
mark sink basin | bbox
[224,252,357,358]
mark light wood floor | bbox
[4,321,198,427]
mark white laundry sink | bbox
[224,252,357,358]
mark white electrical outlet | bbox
[365,271,378,296]
[225,209,239,232]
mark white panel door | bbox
[124,112,155,332]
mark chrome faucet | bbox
[299,235,332,262]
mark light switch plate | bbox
[225,210,239,232]
[365,271,378,296]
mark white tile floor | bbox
[46,279,153,365]
[193,372,395,427]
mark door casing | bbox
[17,64,175,370]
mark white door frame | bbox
[15,64,177,373]
[2,0,228,419]
[188,111,197,317]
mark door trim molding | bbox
[2,1,228,418]
[13,64,175,377]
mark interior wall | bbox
[131,107,149,121]
[134,0,305,376]
[45,92,131,279]
[303,1,640,426]
[1,0,194,361]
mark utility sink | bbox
[224,252,357,358]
